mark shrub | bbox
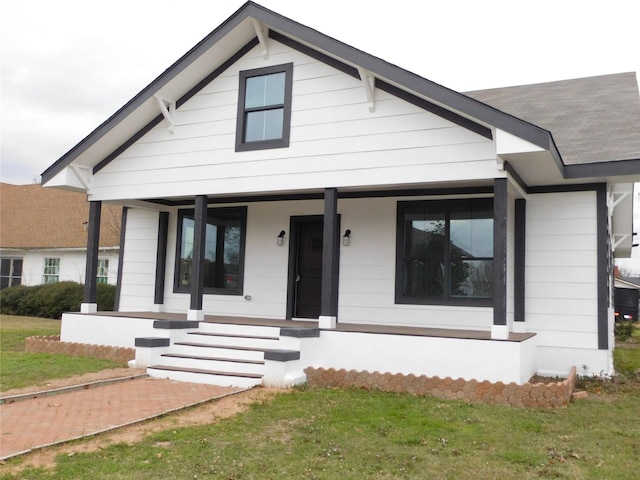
[0,282,116,318]
[615,321,635,341]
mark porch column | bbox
[153,211,169,311]
[188,195,207,321]
[320,188,339,328]
[81,200,102,314]
[513,198,526,333]
[492,178,509,339]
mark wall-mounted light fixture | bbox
[343,229,351,246]
[277,230,286,246]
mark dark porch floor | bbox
[89,311,535,342]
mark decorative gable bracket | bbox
[251,19,269,59]
[608,191,630,218]
[609,190,632,252]
[154,95,176,134]
[358,68,376,112]
[613,234,631,251]
[70,165,92,190]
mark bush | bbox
[0,282,116,318]
[615,321,636,341]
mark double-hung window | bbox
[174,207,247,295]
[97,259,109,284]
[235,63,293,151]
[1,258,22,289]
[396,199,493,306]
[43,258,60,284]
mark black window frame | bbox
[1,257,23,290]
[235,63,293,152]
[395,198,494,307]
[173,206,247,296]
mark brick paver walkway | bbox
[0,377,242,459]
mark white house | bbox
[41,2,640,388]
[0,183,121,289]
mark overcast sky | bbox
[2,0,639,272]
[2,0,639,185]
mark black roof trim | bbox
[143,185,494,207]
[564,158,640,179]
[93,38,259,175]
[42,1,564,185]
[42,1,257,183]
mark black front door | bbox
[292,219,323,318]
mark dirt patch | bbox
[0,370,284,476]
[0,367,146,397]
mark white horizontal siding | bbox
[525,190,599,353]
[18,250,118,287]
[139,195,494,330]
[90,40,495,201]
[117,209,159,312]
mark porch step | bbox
[186,331,280,349]
[173,341,267,361]
[147,364,262,388]
[189,331,279,341]
[160,352,265,375]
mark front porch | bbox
[60,311,538,387]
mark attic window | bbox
[235,63,293,152]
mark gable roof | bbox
[40,1,640,187]
[0,183,121,249]
[466,72,640,169]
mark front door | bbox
[291,219,324,319]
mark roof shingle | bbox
[465,72,640,165]
[0,183,121,249]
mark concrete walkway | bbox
[0,376,243,460]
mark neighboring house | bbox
[613,268,640,322]
[0,182,121,289]
[41,2,640,387]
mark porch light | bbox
[277,230,286,246]
[343,229,351,246]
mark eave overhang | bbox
[41,1,638,190]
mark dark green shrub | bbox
[615,321,635,341]
[96,282,116,311]
[0,282,116,318]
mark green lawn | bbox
[0,315,125,392]
[3,385,639,479]
[1,319,639,479]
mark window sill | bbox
[395,295,493,308]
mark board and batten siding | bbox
[116,208,160,312]
[525,190,611,376]
[89,40,496,202]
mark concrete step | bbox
[186,331,280,349]
[197,322,282,338]
[147,364,262,388]
[159,352,265,375]
[172,341,266,361]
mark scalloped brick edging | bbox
[25,335,135,363]
[304,366,577,408]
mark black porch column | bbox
[320,188,339,328]
[492,178,508,338]
[189,195,207,320]
[514,198,526,324]
[82,200,102,313]
[154,211,169,308]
